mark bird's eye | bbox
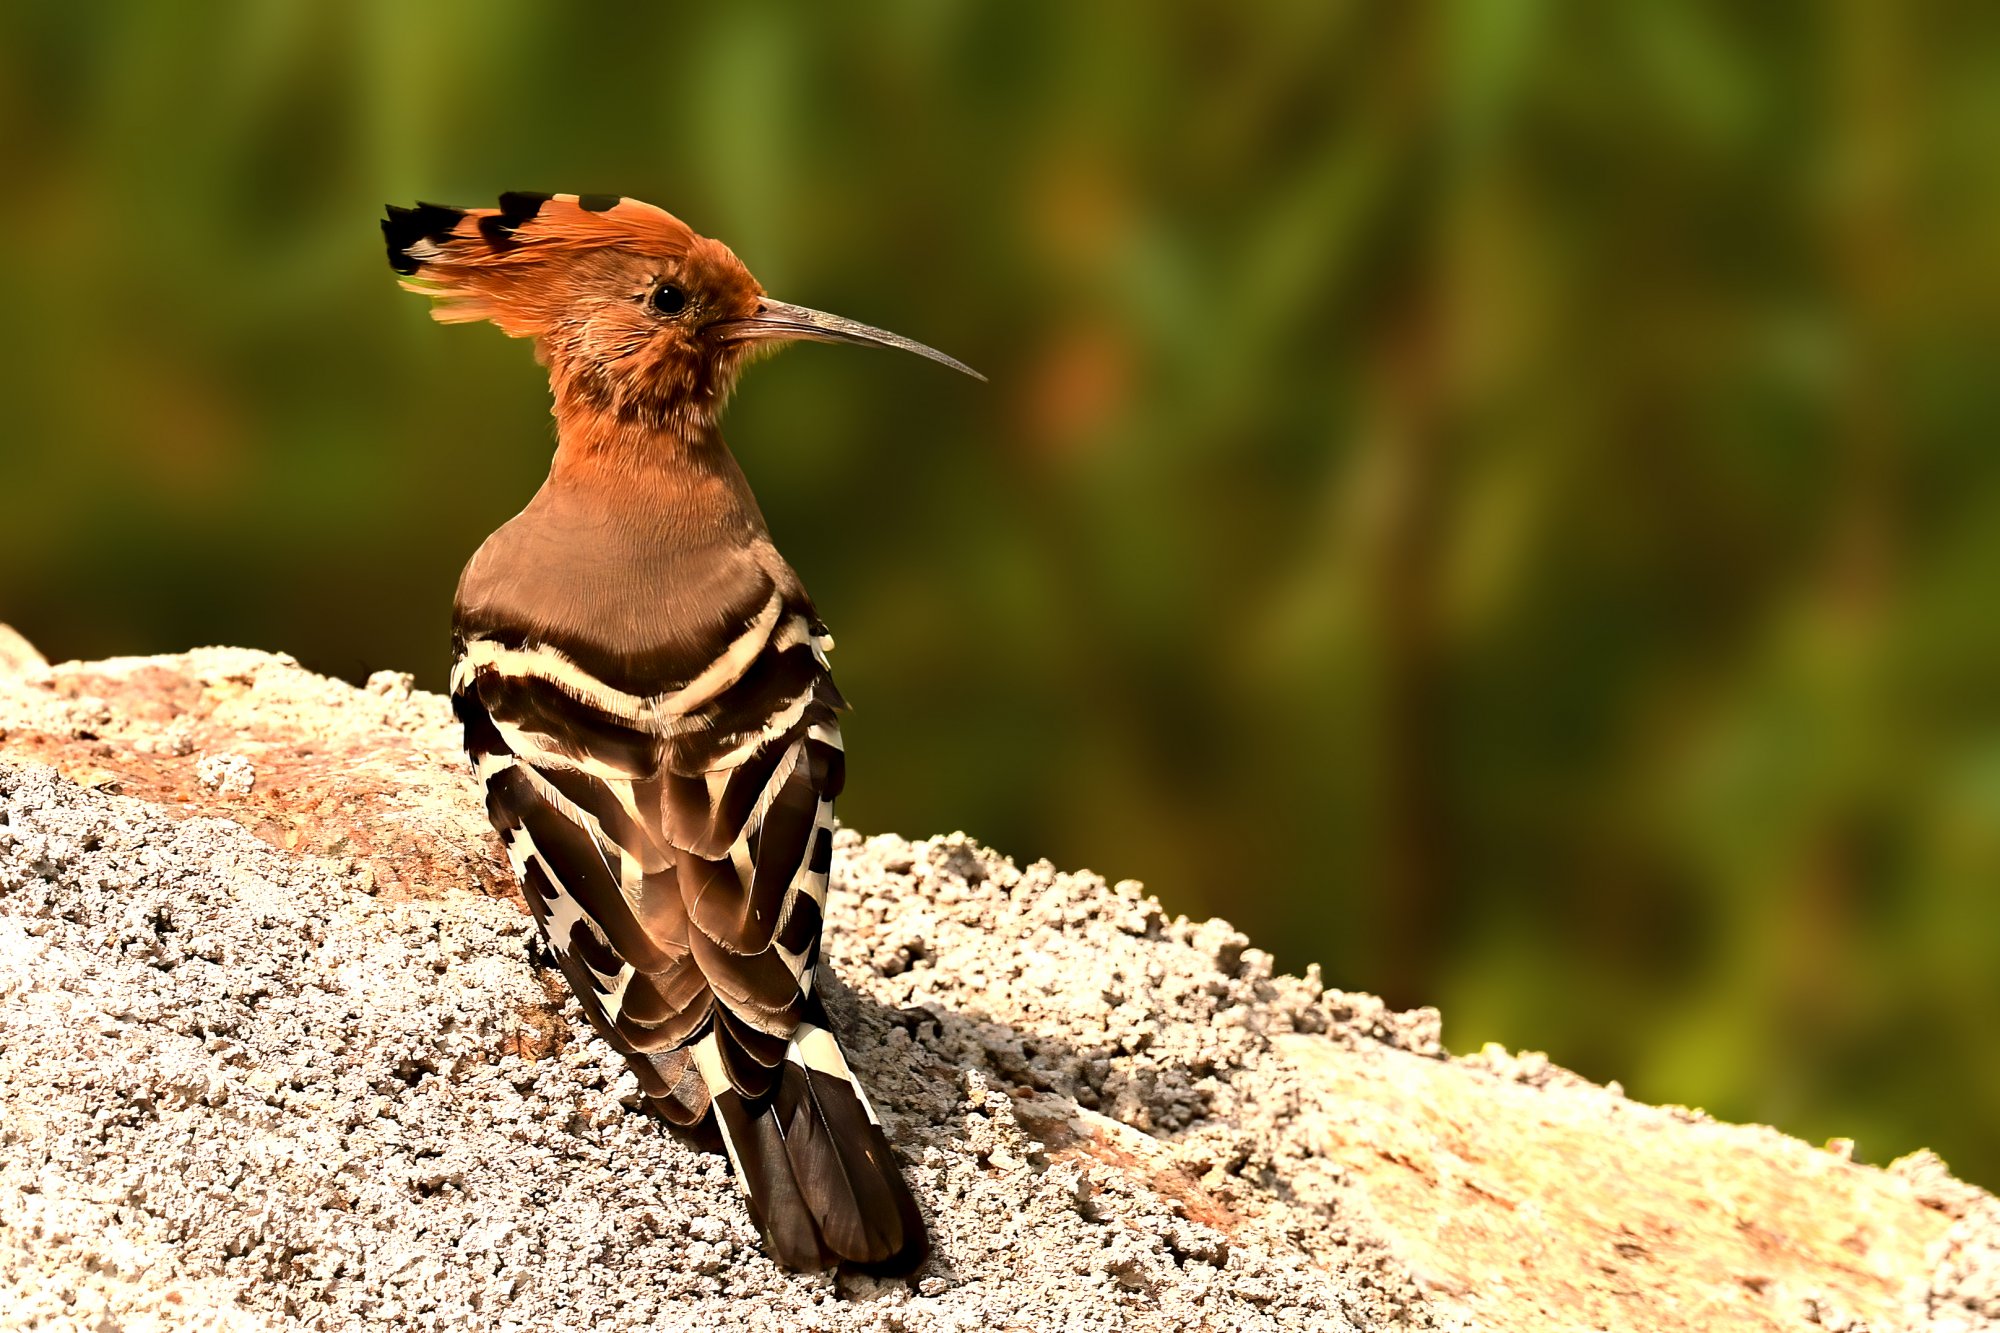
[649,283,689,317]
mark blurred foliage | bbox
[3,1,1998,1187]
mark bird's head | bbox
[385,192,979,438]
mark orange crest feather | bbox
[383,192,697,337]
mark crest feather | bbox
[383,192,698,336]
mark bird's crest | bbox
[384,192,698,337]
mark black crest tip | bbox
[382,218,420,274]
[382,201,466,273]
[478,213,519,252]
[498,191,551,226]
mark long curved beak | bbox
[712,297,986,382]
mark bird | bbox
[381,191,980,1273]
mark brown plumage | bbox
[383,191,979,1273]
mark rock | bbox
[0,643,507,899]
[0,623,46,676]
[195,751,256,796]
[1,646,1996,1332]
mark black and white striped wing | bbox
[450,586,923,1271]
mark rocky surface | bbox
[1,637,1995,1332]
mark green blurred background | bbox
[4,2,1997,1186]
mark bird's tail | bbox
[694,999,928,1274]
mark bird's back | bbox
[449,464,926,1273]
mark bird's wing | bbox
[450,577,843,1129]
[455,568,925,1272]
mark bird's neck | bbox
[545,403,770,548]
[552,391,714,468]
[547,347,733,457]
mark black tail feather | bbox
[712,1053,928,1274]
[777,1065,902,1261]
[713,1081,835,1271]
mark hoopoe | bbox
[382,192,979,1273]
